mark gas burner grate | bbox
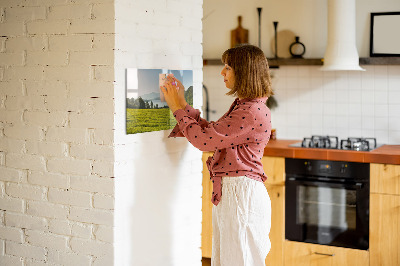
[301,135,339,149]
[295,136,379,151]
[340,137,377,151]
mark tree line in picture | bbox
[126,86,193,110]
[126,97,167,109]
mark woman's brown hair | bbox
[221,44,273,99]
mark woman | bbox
[161,44,273,266]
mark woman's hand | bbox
[160,77,184,113]
[172,77,188,108]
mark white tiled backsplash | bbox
[203,65,400,144]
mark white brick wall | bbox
[0,0,115,265]
[1,0,204,264]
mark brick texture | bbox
[0,4,115,262]
[0,0,204,265]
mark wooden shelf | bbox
[203,57,400,67]
[359,57,400,65]
[203,58,323,67]
[268,58,322,67]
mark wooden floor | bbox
[202,257,211,266]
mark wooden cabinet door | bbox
[262,156,285,186]
[201,152,213,258]
[370,163,400,195]
[264,184,284,266]
[370,193,400,266]
[284,241,369,266]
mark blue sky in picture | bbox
[126,68,193,108]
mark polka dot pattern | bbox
[168,97,272,206]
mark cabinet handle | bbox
[314,252,335,257]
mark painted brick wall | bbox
[0,0,115,265]
[113,0,204,265]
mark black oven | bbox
[285,158,369,250]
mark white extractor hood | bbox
[320,0,365,71]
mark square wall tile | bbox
[362,116,375,130]
[348,103,362,116]
[375,104,389,117]
[336,115,349,129]
[336,103,349,116]
[348,116,362,129]
[349,128,362,137]
[388,131,400,144]
[323,103,336,115]
[388,104,400,117]
[388,65,400,76]
[298,67,311,78]
[374,77,388,91]
[374,65,388,77]
[388,76,400,91]
[362,104,375,117]
[374,90,388,104]
[389,117,400,131]
[374,117,389,130]
[336,90,349,103]
[388,91,400,104]
[348,90,362,103]
[285,66,298,77]
[362,90,375,104]
[374,130,389,144]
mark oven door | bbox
[285,177,369,250]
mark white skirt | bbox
[212,176,271,266]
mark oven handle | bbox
[314,252,335,257]
[286,177,364,189]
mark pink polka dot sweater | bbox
[169,97,272,206]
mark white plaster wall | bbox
[113,0,203,265]
[0,0,115,265]
[203,0,400,145]
[203,0,400,58]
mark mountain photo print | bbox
[126,68,193,134]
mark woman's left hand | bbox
[160,77,184,113]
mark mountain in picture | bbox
[126,68,193,134]
[141,92,161,101]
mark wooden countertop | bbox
[263,139,400,165]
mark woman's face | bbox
[220,64,235,89]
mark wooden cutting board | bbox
[231,16,249,48]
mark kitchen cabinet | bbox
[202,155,400,265]
[261,156,285,266]
[284,241,369,266]
[201,153,286,266]
[370,163,400,195]
[201,152,213,258]
[264,184,284,265]
[370,163,400,266]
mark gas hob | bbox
[289,135,382,151]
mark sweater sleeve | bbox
[168,104,211,138]
[172,106,257,152]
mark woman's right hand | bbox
[169,76,188,108]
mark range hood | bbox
[320,0,365,71]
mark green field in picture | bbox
[126,108,177,135]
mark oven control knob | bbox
[304,162,312,171]
[340,164,347,174]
